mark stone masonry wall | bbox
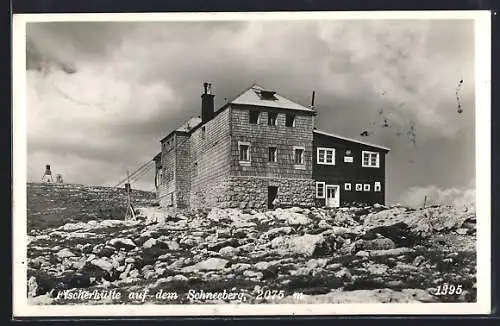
[189,175,232,209]
[189,108,232,208]
[158,134,176,207]
[175,133,191,208]
[219,176,315,209]
[230,105,315,179]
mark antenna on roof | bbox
[310,91,316,109]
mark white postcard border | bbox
[12,10,492,317]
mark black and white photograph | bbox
[12,11,491,316]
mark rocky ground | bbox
[26,183,477,305]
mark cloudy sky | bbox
[25,17,476,206]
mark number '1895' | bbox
[434,283,463,295]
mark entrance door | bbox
[325,185,340,208]
[268,186,278,209]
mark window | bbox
[268,112,278,126]
[285,114,296,127]
[362,151,380,168]
[249,110,260,124]
[294,147,305,165]
[344,148,353,163]
[268,147,277,163]
[316,182,325,198]
[201,126,206,139]
[355,184,363,191]
[344,183,352,191]
[374,182,382,192]
[317,147,335,165]
[258,90,278,100]
[239,141,251,162]
[363,184,371,191]
[193,163,198,177]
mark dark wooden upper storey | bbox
[312,129,390,181]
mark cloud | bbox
[315,19,474,141]
[398,179,475,208]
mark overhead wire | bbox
[114,160,154,188]
[128,164,154,184]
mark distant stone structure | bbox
[56,174,64,183]
[41,164,54,183]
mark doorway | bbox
[268,186,278,209]
[325,185,340,208]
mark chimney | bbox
[201,82,215,123]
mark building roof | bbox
[176,117,202,132]
[160,116,202,143]
[313,129,391,151]
[160,84,315,143]
[230,84,315,113]
[153,152,162,161]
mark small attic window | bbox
[257,90,278,101]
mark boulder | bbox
[208,239,240,252]
[355,250,370,257]
[254,261,276,271]
[334,268,353,282]
[231,263,252,272]
[27,276,40,297]
[243,270,264,280]
[142,238,159,249]
[367,263,389,276]
[274,209,311,226]
[271,234,325,257]
[164,240,180,250]
[413,255,426,266]
[90,258,114,273]
[81,243,93,254]
[218,246,239,258]
[182,258,229,273]
[172,274,189,282]
[56,248,75,258]
[317,220,333,229]
[306,258,329,269]
[357,237,396,251]
[109,238,136,250]
[93,244,115,257]
[369,247,414,257]
[262,227,293,240]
